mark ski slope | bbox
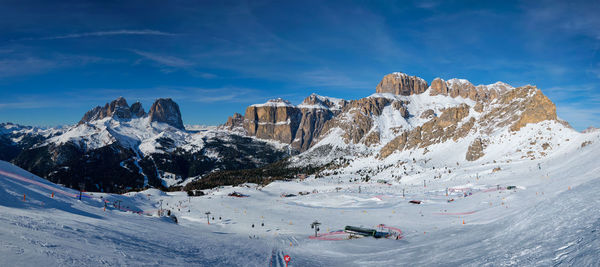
[1,130,600,266]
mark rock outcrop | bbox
[79,97,141,124]
[375,72,428,96]
[319,97,391,145]
[292,94,343,151]
[429,78,513,102]
[506,86,557,132]
[477,85,557,133]
[582,127,599,133]
[130,102,146,117]
[240,95,345,151]
[379,104,473,158]
[466,138,487,161]
[243,99,301,144]
[223,113,244,131]
[148,98,185,130]
[380,84,559,158]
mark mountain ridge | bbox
[1,71,593,192]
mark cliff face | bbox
[223,113,244,131]
[243,99,301,144]
[319,97,392,145]
[148,98,185,130]
[240,95,345,151]
[292,94,344,151]
[375,72,429,95]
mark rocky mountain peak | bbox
[375,72,429,96]
[148,98,185,130]
[79,96,141,124]
[300,94,344,110]
[223,112,244,130]
[302,94,326,105]
[252,98,294,107]
[112,96,128,107]
[130,101,146,117]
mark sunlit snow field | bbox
[1,131,599,266]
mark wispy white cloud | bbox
[22,30,175,40]
[0,54,115,78]
[132,50,194,68]
[0,85,267,113]
[131,50,217,78]
[0,57,58,78]
[65,86,271,105]
[300,68,372,89]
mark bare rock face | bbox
[292,97,340,150]
[420,109,436,119]
[79,97,141,124]
[292,94,347,150]
[507,86,557,131]
[466,138,487,161]
[223,113,244,130]
[392,101,409,118]
[429,78,513,102]
[130,102,146,117]
[429,78,448,96]
[319,97,391,145]
[477,85,557,133]
[243,99,301,144]
[437,104,471,128]
[376,72,428,96]
[239,95,346,151]
[363,131,381,147]
[379,132,408,158]
[148,98,185,130]
[379,104,472,158]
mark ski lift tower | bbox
[205,211,211,225]
[310,220,321,237]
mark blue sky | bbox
[0,0,598,130]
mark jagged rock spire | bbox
[148,98,184,130]
[79,96,145,124]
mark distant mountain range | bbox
[2,72,597,193]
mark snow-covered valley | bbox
[1,127,599,266]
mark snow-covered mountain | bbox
[0,122,63,161]
[7,98,289,193]
[214,72,583,182]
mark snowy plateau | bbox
[1,72,600,266]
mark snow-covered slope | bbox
[1,126,599,265]
[0,161,272,266]
[48,116,200,154]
